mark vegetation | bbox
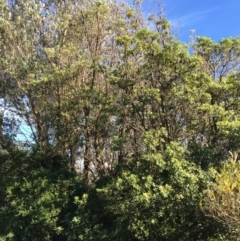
[202,153,240,240]
[0,0,240,240]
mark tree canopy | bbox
[1,0,240,240]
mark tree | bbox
[0,147,87,241]
[69,132,225,241]
[188,37,240,168]
[1,0,240,240]
[0,0,144,180]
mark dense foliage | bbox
[0,0,240,240]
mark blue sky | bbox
[126,0,240,43]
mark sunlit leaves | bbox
[203,156,240,238]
